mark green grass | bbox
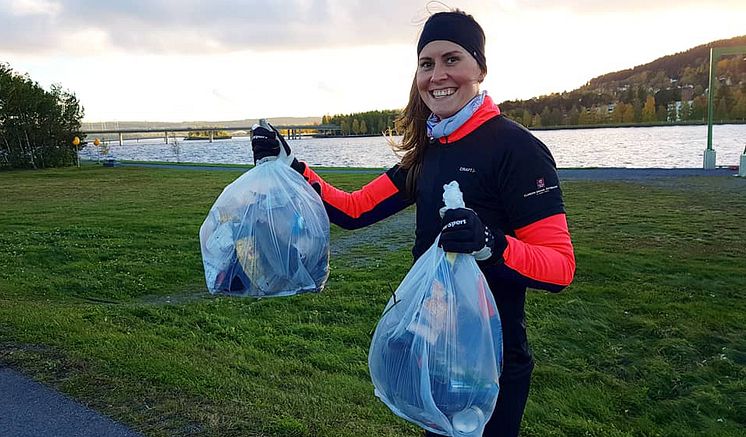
[1,166,745,436]
[115,160,388,172]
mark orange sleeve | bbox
[303,165,399,218]
[302,164,412,230]
[502,213,575,288]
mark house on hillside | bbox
[680,85,695,102]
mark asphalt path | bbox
[1,162,739,436]
[118,162,739,180]
[0,367,144,437]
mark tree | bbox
[651,71,670,90]
[679,101,692,121]
[642,96,657,122]
[0,63,84,169]
[578,107,592,125]
[656,105,667,122]
[550,107,563,126]
[622,103,636,123]
[567,106,580,125]
[732,93,746,120]
[632,99,643,122]
[540,106,551,126]
[715,83,735,112]
[351,118,360,135]
[531,113,542,127]
[610,103,624,123]
[326,109,399,136]
[691,96,707,120]
[715,97,729,121]
[680,66,699,86]
[521,110,532,127]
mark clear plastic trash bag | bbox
[199,158,330,297]
[368,181,503,437]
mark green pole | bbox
[705,45,746,168]
[706,48,715,151]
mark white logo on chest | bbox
[459,167,476,173]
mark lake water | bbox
[80,124,746,168]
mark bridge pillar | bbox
[119,132,123,146]
[164,131,168,143]
[210,130,214,143]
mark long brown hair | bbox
[390,8,486,199]
[391,73,431,199]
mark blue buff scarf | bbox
[426,91,486,139]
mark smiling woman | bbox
[251,8,576,437]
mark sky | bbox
[1,0,745,123]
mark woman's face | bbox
[416,40,484,119]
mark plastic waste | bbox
[199,128,330,297]
[369,181,503,437]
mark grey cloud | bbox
[0,0,425,54]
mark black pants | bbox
[425,365,533,437]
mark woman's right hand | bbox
[251,121,309,181]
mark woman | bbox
[252,10,575,437]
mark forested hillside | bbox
[499,35,746,127]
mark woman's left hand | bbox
[438,208,505,263]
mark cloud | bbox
[0,0,432,54]
[515,0,745,13]
[9,0,62,16]
[2,0,744,55]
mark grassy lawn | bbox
[1,166,744,436]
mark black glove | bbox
[251,123,290,163]
[438,208,506,265]
[251,122,306,175]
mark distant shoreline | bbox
[83,120,746,142]
[530,120,746,131]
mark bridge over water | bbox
[82,124,341,144]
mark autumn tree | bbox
[732,93,746,120]
[622,103,636,123]
[641,96,657,122]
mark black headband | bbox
[417,12,486,71]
